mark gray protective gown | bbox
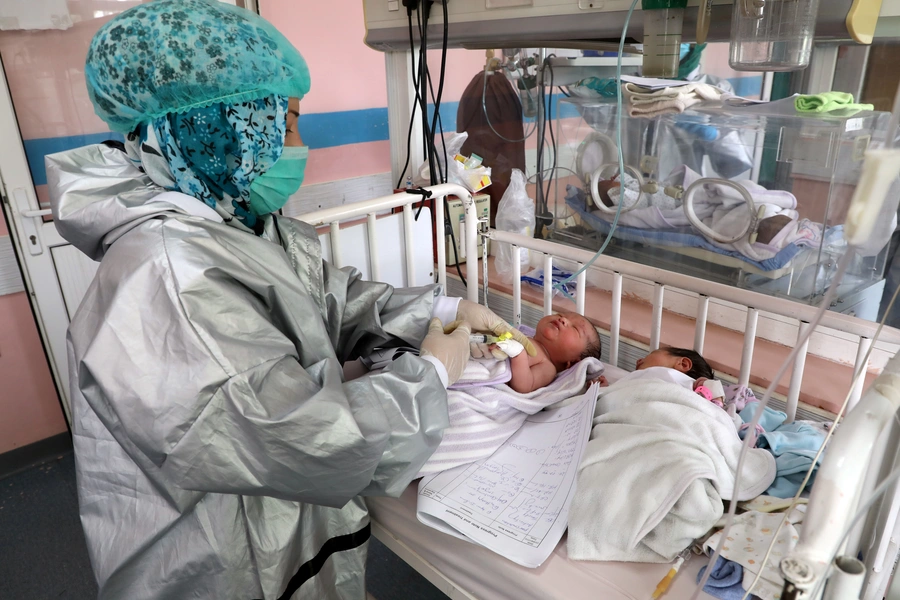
[46,143,450,600]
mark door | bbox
[0,3,147,422]
[0,56,101,423]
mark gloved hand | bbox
[420,318,472,386]
[455,300,536,359]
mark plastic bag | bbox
[522,266,577,298]
[495,169,535,283]
[416,132,493,193]
[415,132,467,186]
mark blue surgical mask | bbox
[248,145,308,215]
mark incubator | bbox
[551,97,892,318]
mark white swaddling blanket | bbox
[449,357,512,389]
[417,358,604,478]
[567,377,776,563]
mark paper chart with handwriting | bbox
[416,386,598,568]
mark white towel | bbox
[417,358,604,478]
[624,82,727,117]
[567,378,776,563]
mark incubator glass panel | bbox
[551,98,891,318]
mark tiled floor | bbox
[0,453,448,600]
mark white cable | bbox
[692,248,856,600]
[737,279,900,600]
[549,0,639,298]
[482,60,538,143]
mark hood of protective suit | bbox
[46,143,225,261]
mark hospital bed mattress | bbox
[366,363,718,600]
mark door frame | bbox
[0,55,73,423]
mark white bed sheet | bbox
[367,362,718,600]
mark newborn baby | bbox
[499,312,602,393]
[596,346,724,405]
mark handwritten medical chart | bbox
[416,386,598,568]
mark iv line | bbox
[550,0,638,300]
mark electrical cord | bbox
[736,278,900,600]
[396,5,426,190]
[691,248,856,600]
[410,1,466,286]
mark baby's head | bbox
[636,347,714,380]
[533,312,602,372]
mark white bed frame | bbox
[299,183,900,600]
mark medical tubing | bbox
[481,61,538,144]
[691,248,856,600]
[739,280,900,600]
[541,59,559,222]
[550,0,638,298]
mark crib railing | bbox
[484,228,900,423]
[298,183,476,295]
[295,184,900,600]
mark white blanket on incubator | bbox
[417,358,604,478]
[567,377,776,563]
[604,165,803,261]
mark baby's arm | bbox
[507,351,558,393]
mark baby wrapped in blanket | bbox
[567,348,776,563]
[595,166,823,262]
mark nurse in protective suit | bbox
[46,1,534,598]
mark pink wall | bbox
[0,293,67,453]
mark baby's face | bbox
[534,313,594,366]
[636,349,681,371]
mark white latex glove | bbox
[420,318,472,386]
[455,299,536,359]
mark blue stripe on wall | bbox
[728,75,764,98]
[24,132,124,186]
[23,93,587,187]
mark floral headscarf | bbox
[126,96,288,235]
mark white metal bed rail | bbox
[292,184,900,599]
[484,228,900,424]
[297,183,477,296]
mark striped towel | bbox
[417,358,604,478]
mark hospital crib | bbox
[299,183,900,600]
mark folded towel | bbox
[740,403,826,498]
[697,557,746,600]
[794,92,874,114]
[567,378,776,563]
[417,358,604,478]
[624,82,727,117]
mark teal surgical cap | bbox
[85,0,311,134]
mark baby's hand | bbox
[694,377,708,391]
[590,375,609,387]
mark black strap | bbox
[253,523,371,600]
[101,139,127,153]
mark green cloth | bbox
[85,0,310,134]
[794,92,874,114]
[677,43,706,80]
